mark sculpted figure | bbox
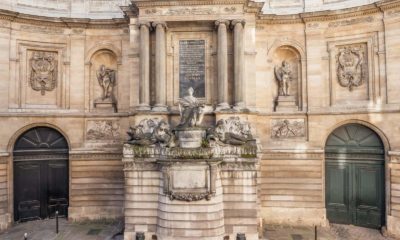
[178,87,205,128]
[207,117,254,146]
[153,120,175,147]
[97,65,116,100]
[274,60,292,96]
[127,119,175,147]
[127,119,156,146]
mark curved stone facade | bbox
[0,0,399,239]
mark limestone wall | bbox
[0,0,399,238]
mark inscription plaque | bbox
[179,40,206,98]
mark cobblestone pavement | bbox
[0,219,398,240]
[264,224,398,240]
[0,218,123,240]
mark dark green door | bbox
[13,127,69,222]
[325,124,385,229]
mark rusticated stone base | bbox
[261,207,328,227]
[68,206,123,221]
[122,144,259,239]
[387,215,400,239]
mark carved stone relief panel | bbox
[336,43,368,92]
[86,120,121,141]
[271,119,306,139]
[328,38,374,105]
[29,51,58,96]
[20,46,66,109]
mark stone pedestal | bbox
[122,143,259,240]
[175,128,206,148]
[275,95,298,112]
[94,98,116,112]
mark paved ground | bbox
[0,219,397,240]
[264,224,397,240]
[0,218,123,240]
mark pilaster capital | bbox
[152,21,167,30]
[231,19,246,28]
[138,21,152,30]
[215,19,230,28]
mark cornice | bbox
[257,0,400,25]
[131,0,248,8]
[0,9,129,29]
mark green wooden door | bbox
[325,124,385,229]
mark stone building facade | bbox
[0,0,400,239]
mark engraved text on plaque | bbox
[179,40,206,98]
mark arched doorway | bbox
[13,127,69,222]
[325,123,385,229]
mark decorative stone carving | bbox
[127,119,175,147]
[336,44,367,91]
[29,51,58,95]
[169,192,213,202]
[178,87,205,128]
[96,65,116,101]
[271,119,305,139]
[274,60,292,96]
[86,120,120,141]
[207,117,255,146]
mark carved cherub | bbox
[97,65,116,100]
[274,60,292,96]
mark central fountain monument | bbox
[122,88,259,240]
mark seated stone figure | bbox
[207,117,254,146]
[178,87,205,128]
[127,119,175,147]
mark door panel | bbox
[14,162,41,221]
[325,161,384,229]
[325,124,385,229]
[47,161,69,218]
[354,163,384,228]
[326,162,351,224]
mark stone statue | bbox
[274,60,292,96]
[96,65,116,100]
[207,117,254,146]
[127,118,175,147]
[178,87,205,128]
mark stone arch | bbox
[268,40,305,111]
[7,122,71,153]
[8,123,70,222]
[323,119,390,152]
[85,42,122,65]
[324,120,389,229]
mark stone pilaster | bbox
[215,20,230,111]
[152,22,168,112]
[137,22,151,111]
[232,19,246,110]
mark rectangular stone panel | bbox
[179,40,205,98]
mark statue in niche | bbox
[177,87,205,128]
[337,45,365,91]
[30,51,58,96]
[207,117,254,146]
[96,64,116,101]
[274,60,292,96]
[127,118,175,147]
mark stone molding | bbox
[0,9,128,29]
[257,0,400,24]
